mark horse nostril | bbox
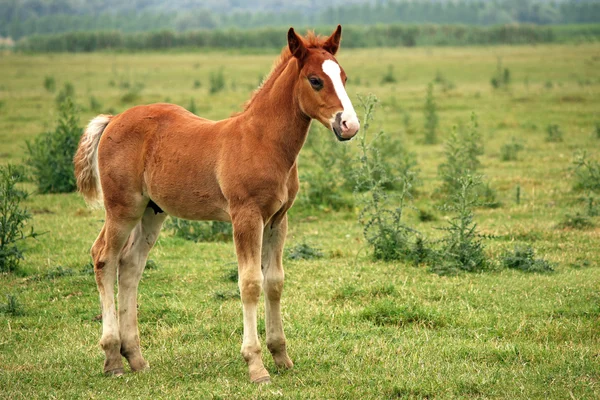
[342,120,349,131]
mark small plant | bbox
[26,97,81,193]
[145,259,159,270]
[432,175,492,275]
[594,122,600,139]
[193,79,201,89]
[355,94,422,262]
[491,57,510,89]
[44,75,56,92]
[165,217,232,242]
[121,82,144,103]
[556,212,595,230]
[55,82,75,105]
[360,300,442,328]
[213,288,240,301]
[500,245,554,273]
[188,98,197,115]
[545,124,563,142]
[0,294,24,316]
[572,151,600,192]
[434,70,456,92]
[0,164,37,273]
[500,138,524,161]
[209,69,225,94]
[89,95,102,113]
[423,82,438,144]
[381,64,397,84]
[286,242,324,261]
[515,184,521,205]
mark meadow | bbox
[0,43,599,398]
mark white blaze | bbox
[322,59,356,118]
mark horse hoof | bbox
[252,374,271,384]
[105,368,125,377]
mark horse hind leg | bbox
[118,207,166,372]
[92,217,138,376]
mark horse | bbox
[73,25,359,383]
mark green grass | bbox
[1,44,599,398]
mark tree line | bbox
[14,24,600,52]
[2,0,600,40]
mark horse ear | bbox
[288,27,307,60]
[323,25,342,55]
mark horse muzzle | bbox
[332,112,360,141]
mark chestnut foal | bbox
[74,25,359,383]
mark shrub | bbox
[545,124,563,142]
[188,97,198,115]
[164,217,232,242]
[121,82,144,103]
[0,294,24,316]
[423,82,438,144]
[572,151,600,192]
[491,57,510,89]
[193,79,201,89]
[0,164,37,273]
[44,75,56,92]
[354,95,423,262]
[500,245,554,273]
[381,64,397,84]
[55,82,75,105]
[556,212,595,230]
[209,69,225,94]
[286,242,324,260]
[26,97,81,193]
[500,138,524,161]
[432,175,492,275]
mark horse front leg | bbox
[262,214,293,369]
[232,208,270,383]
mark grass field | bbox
[1,43,599,399]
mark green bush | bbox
[355,95,423,262]
[500,245,554,273]
[491,57,510,89]
[572,151,600,192]
[55,82,75,105]
[500,138,524,161]
[423,82,438,144]
[120,82,144,103]
[0,164,37,273]
[286,242,324,261]
[187,97,197,115]
[545,124,563,142]
[43,75,56,92]
[0,294,24,316]
[26,97,81,193]
[209,69,225,94]
[432,175,492,275]
[165,217,232,242]
[556,212,595,230]
[381,65,397,84]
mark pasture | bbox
[1,43,599,398]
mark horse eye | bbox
[308,77,323,90]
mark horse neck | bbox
[241,58,311,168]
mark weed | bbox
[209,69,225,94]
[381,64,397,84]
[432,175,492,275]
[55,82,75,105]
[491,57,510,89]
[500,137,524,161]
[43,75,56,92]
[213,289,240,301]
[286,242,324,261]
[594,122,600,139]
[26,97,81,193]
[332,284,363,301]
[434,70,456,92]
[355,94,422,262]
[417,208,437,222]
[89,95,102,113]
[0,164,37,273]
[360,300,443,328]
[223,265,238,282]
[121,82,144,103]
[44,265,75,279]
[572,151,600,192]
[545,80,554,89]
[188,97,197,115]
[545,124,563,142]
[193,79,201,89]
[423,82,438,144]
[556,212,595,230]
[0,294,24,316]
[500,245,554,273]
[164,217,232,242]
[516,184,521,205]
[145,259,159,270]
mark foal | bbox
[74,25,359,383]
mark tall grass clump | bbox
[545,124,564,142]
[423,82,438,144]
[490,57,510,89]
[381,65,397,84]
[43,76,56,92]
[354,94,421,262]
[55,82,75,105]
[500,245,554,273]
[209,69,225,94]
[0,165,37,273]
[165,217,232,242]
[500,137,524,161]
[26,97,81,193]
[431,175,492,275]
[572,151,600,192]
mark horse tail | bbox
[74,114,112,208]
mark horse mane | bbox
[233,31,330,116]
